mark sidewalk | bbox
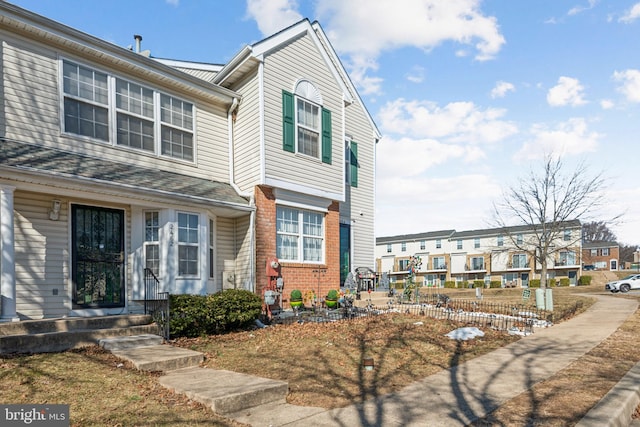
[228,294,638,426]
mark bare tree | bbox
[582,221,617,242]
[493,155,614,288]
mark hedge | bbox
[578,275,592,286]
[169,289,262,338]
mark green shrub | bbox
[444,281,457,289]
[473,280,484,288]
[169,289,262,338]
[548,278,556,287]
[529,279,541,288]
[326,289,339,300]
[559,277,570,287]
[578,275,592,286]
[290,289,302,301]
[490,281,502,288]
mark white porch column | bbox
[0,185,19,322]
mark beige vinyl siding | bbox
[262,34,344,196]
[216,216,236,291]
[14,191,69,319]
[2,32,230,183]
[234,215,252,289]
[173,67,218,83]
[343,101,377,270]
[230,71,262,191]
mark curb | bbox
[576,361,640,427]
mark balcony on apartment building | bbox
[464,263,487,272]
[425,263,448,272]
[507,262,530,270]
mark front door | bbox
[521,273,529,287]
[339,223,351,286]
[72,205,125,308]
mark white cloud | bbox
[600,99,614,109]
[378,99,518,144]
[165,0,179,6]
[514,118,600,160]
[613,69,640,102]
[491,81,515,98]
[406,66,426,84]
[568,0,598,16]
[619,2,640,23]
[245,0,303,36]
[547,76,587,107]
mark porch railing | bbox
[143,268,170,340]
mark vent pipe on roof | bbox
[134,35,142,53]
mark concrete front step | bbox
[159,367,289,415]
[111,344,204,372]
[0,314,154,336]
[99,334,163,351]
[0,324,160,354]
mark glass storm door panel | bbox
[339,223,351,286]
[72,205,125,308]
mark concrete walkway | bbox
[227,294,638,426]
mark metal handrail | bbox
[143,268,170,340]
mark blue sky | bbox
[10,0,640,246]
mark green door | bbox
[339,223,351,286]
[72,205,125,308]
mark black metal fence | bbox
[143,268,170,340]
[271,294,553,335]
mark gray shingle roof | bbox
[376,230,456,244]
[0,139,249,207]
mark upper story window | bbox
[436,239,442,249]
[497,235,504,246]
[563,229,571,241]
[401,242,407,252]
[386,243,392,253]
[516,234,523,245]
[602,248,610,256]
[457,239,463,250]
[276,206,324,263]
[282,81,332,164]
[474,238,480,249]
[420,240,426,250]
[62,59,195,162]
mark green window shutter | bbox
[282,90,295,153]
[350,141,358,187]
[321,107,332,164]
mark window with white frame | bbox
[62,59,195,161]
[559,250,576,266]
[276,206,324,263]
[144,211,160,276]
[512,253,527,268]
[590,249,597,256]
[602,248,610,256]
[471,256,484,270]
[401,242,406,252]
[474,238,480,248]
[516,234,523,245]
[177,212,199,276]
[497,235,504,246]
[436,239,442,249]
[420,240,426,250]
[296,98,320,158]
[386,243,392,253]
[457,239,463,250]
[398,259,409,271]
[563,229,571,241]
[433,256,446,269]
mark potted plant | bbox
[325,289,339,309]
[290,289,303,308]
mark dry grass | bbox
[0,347,245,427]
[2,282,637,426]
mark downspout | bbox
[228,97,256,292]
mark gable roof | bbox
[212,19,381,139]
[0,139,251,215]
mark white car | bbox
[605,274,640,293]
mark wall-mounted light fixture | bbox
[49,200,61,221]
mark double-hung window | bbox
[471,256,484,270]
[62,59,194,161]
[177,212,199,276]
[512,253,527,269]
[144,211,160,276]
[276,206,324,263]
[63,61,109,141]
[297,98,320,158]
